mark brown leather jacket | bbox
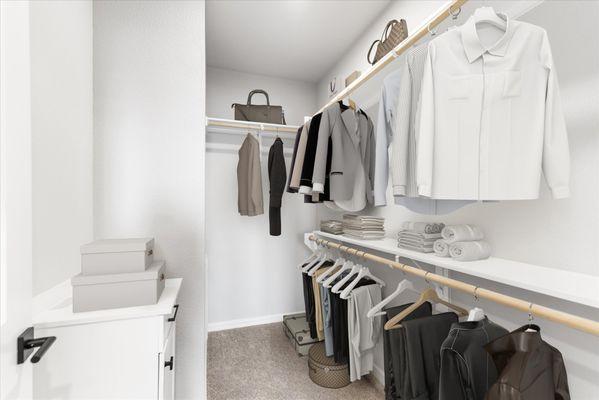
[484,325,570,400]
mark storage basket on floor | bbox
[308,342,350,389]
[282,313,318,357]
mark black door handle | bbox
[167,304,179,322]
[17,327,56,364]
[164,356,174,370]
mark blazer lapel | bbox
[340,108,360,150]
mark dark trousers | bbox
[302,272,317,339]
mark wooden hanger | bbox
[384,288,468,330]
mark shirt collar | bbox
[460,11,513,63]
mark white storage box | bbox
[80,238,154,275]
[71,261,166,313]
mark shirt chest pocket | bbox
[503,70,522,97]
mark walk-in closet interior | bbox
[1,0,598,400]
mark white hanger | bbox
[316,258,344,283]
[331,263,361,293]
[367,279,416,318]
[297,252,318,270]
[472,7,506,31]
[308,254,330,276]
[323,260,353,288]
[301,247,326,273]
[340,267,386,300]
[467,287,485,321]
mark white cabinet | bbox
[32,278,182,399]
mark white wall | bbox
[93,1,207,399]
[206,66,317,126]
[30,0,94,296]
[313,1,599,397]
[1,2,33,398]
[205,68,317,330]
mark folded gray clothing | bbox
[398,243,435,253]
[345,233,385,240]
[449,241,491,261]
[441,224,484,243]
[402,222,445,234]
[433,239,450,257]
[343,214,385,222]
[397,231,442,240]
[398,237,438,247]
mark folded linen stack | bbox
[320,220,343,235]
[342,214,385,240]
[434,224,491,261]
[397,222,444,253]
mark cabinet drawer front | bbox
[159,326,176,400]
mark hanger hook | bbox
[528,303,534,323]
[449,5,461,20]
[427,22,437,36]
[424,271,431,284]
[473,287,479,302]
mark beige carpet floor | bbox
[207,322,384,400]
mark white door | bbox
[1,1,35,399]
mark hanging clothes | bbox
[267,138,286,236]
[286,126,303,194]
[382,302,433,400]
[237,133,264,216]
[288,121,310,190]
[439,317,508,400]
[484,325,570,400]
[348,284,382,382]
[403,312,458,400]
[389,44,472,214]
[312,266,333,341]
[299,112,323,194]
[416,10,570,200]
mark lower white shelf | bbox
[310,231,599,310]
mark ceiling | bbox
[206,0,391,83]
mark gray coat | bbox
[312,103,375,203]
[237,133,264,216]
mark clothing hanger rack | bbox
[308,235,599,336]
[206,117,299,135]
[314,0,468,115]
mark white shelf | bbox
[33,278,182,329]
[206,117,299,135]
[311,231,599,309]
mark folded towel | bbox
[402,222,445,234]
[441,224,484,243]
[398,237,438,247]
[433,239,450,257]
[449,241,491,261]
[398,231,442,240]
[398,243,435,253]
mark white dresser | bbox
[32,278,182,399]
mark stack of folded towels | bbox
[342,214,385,240]
[320,220,343,235]
[434,225,492,261]
[397,222,445,253]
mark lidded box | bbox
[71,261,166,313]
[80,238,154,275]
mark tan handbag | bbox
[232,89,286,125]
[367,19,409,65]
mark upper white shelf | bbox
[206,117,299,135]
[33,278,182,329]
[311,231,599,309]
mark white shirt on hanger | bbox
[417,10,570,200]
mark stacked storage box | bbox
[72,238,166,313]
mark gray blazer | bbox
[312,103,375,203]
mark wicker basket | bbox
[308,342,350,389]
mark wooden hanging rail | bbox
[316,0,468,115]
[308,234,599,336]
[206,117,299,135]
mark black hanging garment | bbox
[267,138,286,236]
[382,302,432,400]
[438,317,508,400]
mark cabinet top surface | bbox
[33,278,182,329]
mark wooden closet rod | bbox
[309,235,599,336]
[316,0,468,115]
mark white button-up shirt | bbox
[417,13,570,200]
